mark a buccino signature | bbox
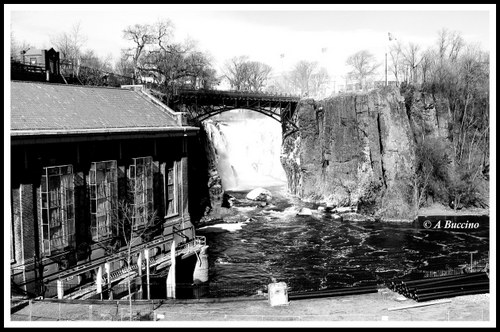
[423,219,480,229]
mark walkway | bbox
[8,288,490,327]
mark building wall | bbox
[10,135,194,298]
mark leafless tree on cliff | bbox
[346,50,380,91]
[287,60,329,97]
[405,28,489,210]
[419,49,434,85]
[289,60,316,96]
[402,42,423,84]
[388,41,404,86]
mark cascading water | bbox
[202,110,287,191]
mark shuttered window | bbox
[89,160,118,242]
[165,160,180,217]
[40,165,75,255]
[129,157,154,228]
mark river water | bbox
[196,113,489,297]
[196,184,489,297]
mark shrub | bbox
[414,137,452,208]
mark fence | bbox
[40,280,267,301]
[32,252,489,302]
[10,297,490,322]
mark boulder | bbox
[297,207,313,216]
[222,192,236,208]
[246,187,272,202]
[331,213,343,221]
[334,206,356,214]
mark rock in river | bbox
[246,187,272,202]
[297,207,313,216]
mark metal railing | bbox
[11,61,46,74]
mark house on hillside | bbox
[11,48,62,83]
[10,80,205,300]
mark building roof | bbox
[23,48,44,56]
[11,81,196,137]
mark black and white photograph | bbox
[5,3,495,328]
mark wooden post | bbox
[57,279,64,299]
[145,249,151,300]
[137,251,143,298]
[96,266,103,299]
[105,262,111,299]
[29,300,32,321]
[166,241,176,299]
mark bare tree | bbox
[122,23,157,82]
[121,20,217,102]
[115,50,136,77]
[112,193,159,320]
[223,56,251,91]
[246,61,273,92]
[402,42,422,84]
[10,31,32,62]
[412,29,489,210]
[289,60,318,96]
[388,41,404,86]
[310,67,330,98]
[223,57,273,92]
[346,50,380,90]
[436,28,464,62]
[80,49,113,72]
[419,48,435,85]
[51,22,87,74]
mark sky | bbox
[5,4,495,83]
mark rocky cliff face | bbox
[281,87,418,220]
[187,121,224,225]
[403,86,452,143]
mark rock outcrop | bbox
[246,187,272,202]
[281,87,417,220]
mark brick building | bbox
[10,80,205,300]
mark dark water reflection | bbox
[196,186,489,295]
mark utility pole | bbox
[386,32,396,87]
[385,52,388,87]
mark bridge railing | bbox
[176,88,301,100]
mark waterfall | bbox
[202,110,287,191]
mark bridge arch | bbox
[194,105,282,123]
[171,89,300,136]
